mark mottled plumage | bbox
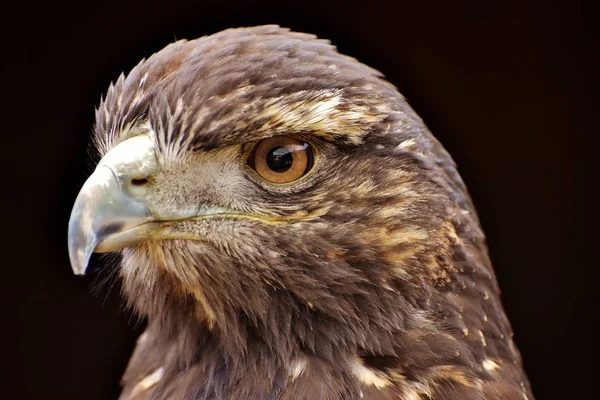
[69,25,533,399]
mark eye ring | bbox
[248,136,315,184]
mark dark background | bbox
[2,0,597,399]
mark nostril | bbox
[131,178,149,186]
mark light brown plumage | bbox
[68,25,534,399]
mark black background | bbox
[2,1,597,399]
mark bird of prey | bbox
[68,25,533,399]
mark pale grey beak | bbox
[68,134,157,275]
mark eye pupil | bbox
[266,146,294,172]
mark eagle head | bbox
[68,26,533,399]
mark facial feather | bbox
[72,25,535,399]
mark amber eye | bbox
[249,136,315,184]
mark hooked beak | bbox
[67,133,292,275]
[68,134,157,275]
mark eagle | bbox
[68,25,533,399]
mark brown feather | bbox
[88,25,533,399]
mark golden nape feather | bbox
[67,25,533,399]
